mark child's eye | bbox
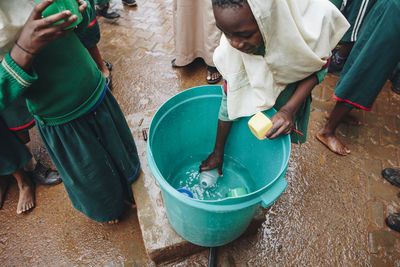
[240,33,254,39]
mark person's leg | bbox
[0,176,10,209]
[12,168,35,214]
[14,130,37,171]
[87,46,110,78]
[317,101,352,155]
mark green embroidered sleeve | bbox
[0,53,37,112]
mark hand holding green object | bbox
[10,0,85,72]
[34,0,86,29]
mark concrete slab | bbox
[126,110,267,264]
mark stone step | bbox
[127,111,267,264]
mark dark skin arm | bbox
[266,74,318,139]
[9,0,87,72]
[199,119,232,176]
[200,73,318,174]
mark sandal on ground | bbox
[104,60,112,72]
[382,168,400,187]
[206,66,222,84]
[171,58,184,68]
[386,212,400,233]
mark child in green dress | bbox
[0,0,140,224]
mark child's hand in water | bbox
[200,152,224,176]
[265,109,294,139]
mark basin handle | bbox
[260,177,288,208]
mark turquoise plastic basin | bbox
[147,85,290,247]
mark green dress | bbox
[0,1,140,222]
[0,118,31,176]
[36,88,140,222]
[341,0,377,42]
[334,0,400,110]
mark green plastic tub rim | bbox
[147,85,290,212]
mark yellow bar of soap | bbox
[248,112,273,140]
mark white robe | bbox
[173,0,221,67]
[213,0,350,120]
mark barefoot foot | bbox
[124,199,136,209]
[316,130,350,156]
[108,218,120,224]
[16,178,35,214]
[0,176,10,209]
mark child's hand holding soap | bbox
[248,112,273,140]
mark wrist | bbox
[279,106,296,118]
[213,148,224,158]
[10,45,35,73]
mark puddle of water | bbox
[168,153,256,200]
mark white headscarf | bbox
[0,1,35,60]
[213,0,350,120]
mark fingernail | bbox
[65,10,71,15]
[71,14,77,20]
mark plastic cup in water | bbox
[34,0,83,29]
[199,169,219,188]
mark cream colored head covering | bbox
[213,0,350,120]
[0,1,35,60]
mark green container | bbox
[147,86,290,247]
[226,187,248,198]
[34,0,82,29]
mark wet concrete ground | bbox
[1,0,400,266]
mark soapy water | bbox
[169,153,257,200]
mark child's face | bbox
[213,3,264,54]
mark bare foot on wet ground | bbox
[16,174,35,214]
[316,130,351,156]
[0,176,10,209]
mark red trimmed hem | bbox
[88,18,98,28]
[333,93,372,111]
[8,119,35,131]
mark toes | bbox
[108,219,120,224]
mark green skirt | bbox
[334,0,400,110]
[0,118,32,176]
[341,0,376,42]
[36,89,140,222]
